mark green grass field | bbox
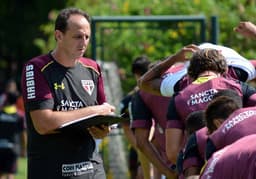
[16,158,27,179]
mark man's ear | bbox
[55,30,63,41]
[213,118,224,129]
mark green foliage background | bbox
[1,0,256,93]
[33,0,256,94]
[3,1,256,178]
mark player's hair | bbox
[131,55,151,76]
[185,110,205,136]
[55,7,91,33]
[188,48,227,80]
[3,92,18,106]
[205,96,241,134]
[213,89,243,107]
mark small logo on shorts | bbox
[62,161,94,177]
[81,80,94,95]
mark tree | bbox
[0,0,66,89]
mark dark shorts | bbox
[0,148,18,174]
[28,158,106,179]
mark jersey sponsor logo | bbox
[57,100,84,111]
[203,148,226,178]
[187,89,218,106]
[54,82,65,90]
[62,161,93,177]
[25,64,35,99]
[81,80,94,95]
[222,110,256,134]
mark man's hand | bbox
[164,167,178,179]
[234,21,256,38]
[88,125,110,139]
[97,102,116,116]
[173,44,199,62]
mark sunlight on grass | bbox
[16,158,27,179]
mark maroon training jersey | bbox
[200,134,256,179]
[207,107,256,159]
[131,90,171,161]
[166,76,256,130]
[21,53,106,178]
[174,66,244,94]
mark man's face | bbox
[57,14,91,59]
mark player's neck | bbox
[198,71,220,78]
[51,49,78,67]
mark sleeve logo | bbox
[25,64,36,99]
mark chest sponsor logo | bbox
[222,110,256,134]
[62,161,93,177]
[81,80,94,96]
[186,89,218,106]
[57,100,84,111]
[203,148,226,178]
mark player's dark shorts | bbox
[28,158,106,179]
[0,148,18,174]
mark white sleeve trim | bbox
[160,67,187,97]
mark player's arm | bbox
[166,128,184,164]
[186,176,200,179]
[165,97,184,164]
[135,128,177,178]
[119,95,138,149]
[88,124,110,139]
[138,44,199,95]
[30,103,115,135]
[121,122,137,149]
[23,61,115,136]
[130,92,177,177]
[234,21,256,38]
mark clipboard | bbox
[57,113,127,131]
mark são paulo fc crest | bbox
[81,80,94,95]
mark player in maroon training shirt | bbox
[165,48,256,165]
[200,134,256,179]
[131,90,176,178]
[180,89,242,178]
[138,43,256,98]
[205,94,256,160]
[176,110,205,178]
[21,8,115,179]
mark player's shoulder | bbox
[78,57,101,74]
[25,54,53,70]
